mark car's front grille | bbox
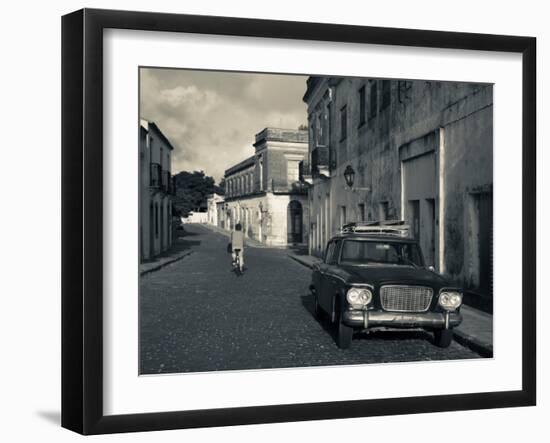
[379,285,433,312]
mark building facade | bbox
[182,211,208,224]
[206,193,225,226]
[302,77,493,301]
[216,200,226,229]
[139,119,175,261]
[222,127,309,247]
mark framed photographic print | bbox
[61,8,536,435]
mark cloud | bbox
[140,68,308,182]
[159,85,221,111]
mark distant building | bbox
[216,200,226,229]
[206,193,224,226]
[182,211,208,224]
[302,77,493,302]
[139,119,175,261]
[223,127,309,247]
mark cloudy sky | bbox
[140,68,308,183]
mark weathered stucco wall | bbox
[442,97,493,287]
[223,193,309,247]
[139,121,174,261]
[305,77,493,296]
[224,128,310,247]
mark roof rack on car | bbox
[340,220,410,237]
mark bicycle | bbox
[232,248,244,274]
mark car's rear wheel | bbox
[434,328,453,348]
[336,301,353,349]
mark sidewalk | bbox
[140,234,194,275]
[288,252,493,357]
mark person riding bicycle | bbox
[230,223,245,272]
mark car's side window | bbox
[328,240,341,265]
[324,241,334,263]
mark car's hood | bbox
[339,265,450,288]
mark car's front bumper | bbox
[342,309,462,330]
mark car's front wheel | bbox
[336,301,353,349]
[313,292,324,320]
[434,328,453,348]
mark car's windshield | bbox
[340,239,424,267]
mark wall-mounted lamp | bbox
[344,164,370,192]
[344,165,355,188]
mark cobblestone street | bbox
[140,224,481,374]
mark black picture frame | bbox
[61,8,536,435]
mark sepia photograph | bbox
[138,67,493,375]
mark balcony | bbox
[161,170,171,193]
[149,164,174,195]
[299,160,312,185]
[269,178,307,195]
[150,163,162,188]
[289,181,309,194]
[311,145,330,178]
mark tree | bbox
[172,170,224,217]
[218,177,226,194]
[298,124,308,131]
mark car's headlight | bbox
[346,287,373,308]
[438,291,463,311]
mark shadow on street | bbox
[141,230,201,264]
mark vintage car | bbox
[310,221,463,349]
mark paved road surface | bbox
[140,224,481,374]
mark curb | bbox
[288,253,493,357]
[453,330,493,358]
[140,250,193,276]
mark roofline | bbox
[303,76,343,104]
[141,119,176,151]
[302,76,322,103]
[253,127,308,147]
[224,154,256,177]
